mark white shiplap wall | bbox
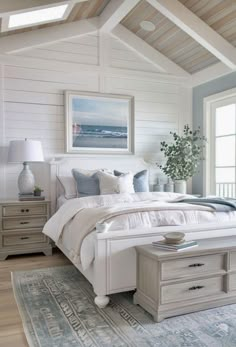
[0,33,191,199]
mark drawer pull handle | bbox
[189,285,205,291]
[26,209,29,212]
[21,209,25,213]
[20,237,29,240]
[189,263,205,267]
[20,222,30,225]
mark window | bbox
[1,3,71,32]
[9,5,68,29]
[204,89,236,197]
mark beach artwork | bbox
[65,91,134,153]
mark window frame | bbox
[203,87,236,196]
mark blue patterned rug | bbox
[12,265,236,347]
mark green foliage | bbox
[34,186,43,192]
[159,125,206,180]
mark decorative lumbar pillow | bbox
[97,171,135,195]
[72,169,100,197]
[114,169,149,192]
[57,176,77,199]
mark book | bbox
[152,244,198,252]
[19,196,45,201]
[152,240,198,251]
[152,239,197,247]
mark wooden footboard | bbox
[56,222,236,308]
[92,223,236,296]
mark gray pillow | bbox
[72,169,100,197]
[114,170,149,192]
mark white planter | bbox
[174,180,187,194]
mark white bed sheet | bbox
[56,195,95,269]
[55,193,236,270]
[57,195,68,209]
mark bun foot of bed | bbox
[94,295,110,308]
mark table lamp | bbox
[8,139,44,195]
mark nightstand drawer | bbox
[2,217,47,230]
[3,233,46,247]
[161,253,225,281]
[2,204,47,217]
[161,276,224,304]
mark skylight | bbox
[8,4,69,29]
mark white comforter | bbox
[43,192,236,269]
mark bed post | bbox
[49,158,58,215]
[93,235,110,308]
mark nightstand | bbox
[0,200,52,260]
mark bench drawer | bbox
[229,273,236,291]
[2,204,47,217]
[2,217,47,230]
[161,253,225,281]
[230,251,236,271]
[161,276,225,304]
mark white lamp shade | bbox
[8,139,44,163]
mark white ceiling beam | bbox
[191,62,233,87]
[147,0,236,70]
[100,0,141,32]
[112,24,190,77]
[0,0,87,16]
[0,18,98,54]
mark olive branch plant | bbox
[159,125,207,181]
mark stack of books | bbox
[18,194,45,201]
[152,240,198,252]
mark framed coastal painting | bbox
[65,91,134,154]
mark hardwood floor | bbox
[0,250,70,347]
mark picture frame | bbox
[65,91,134,154]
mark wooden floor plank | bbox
[0,251,69,347]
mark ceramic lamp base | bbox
[18,162,35,194]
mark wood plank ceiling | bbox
[122,0,217,73]
[180,0,236,47]
[0,0,110,38]
[1,0,236,75]
[121,0,236,73]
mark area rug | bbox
[12,265,236,347]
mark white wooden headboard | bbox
[49,155,150,213]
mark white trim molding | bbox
[0,17,98,53]
[203,87,236,196]
[99,0,141,32]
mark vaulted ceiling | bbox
[0,0,236,83]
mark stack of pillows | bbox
[58,168,149,199]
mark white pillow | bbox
[57,176,77,199]
[97,171,135,195]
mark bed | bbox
[46,156,236,308]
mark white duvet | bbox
[43,192,236,269]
